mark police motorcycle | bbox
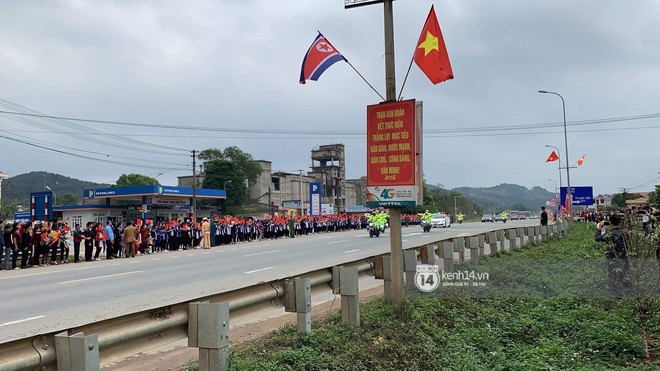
[366,213,381,238]
[419,211,433,233]
[421,219,432,233]
[457,213,464,224]
[368,221,381,238]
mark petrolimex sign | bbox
[366,99,419,208]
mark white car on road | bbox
[431,214,451,228]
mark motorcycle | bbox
[457,217,464,224]
[368,222,381,238]
[421,220,432,233]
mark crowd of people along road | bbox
[1,212,424,271]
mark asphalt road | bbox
[0,219,537,344]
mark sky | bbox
[1,0,659,197]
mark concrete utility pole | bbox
[346,0,403,304]
[384,0,404,305]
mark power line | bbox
[1,109,660,136]
[0,98,189,153]
[1,121,660,140]
[0,133,187,170]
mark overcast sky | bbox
[1,0,659,197]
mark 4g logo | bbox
[379,188,396,199]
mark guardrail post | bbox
[453,237,465,262]
[285,278,312,333]
[477,235,486,256]
[486,231,498,254]
[497,229,506,251]
[339,266,360,326]
[507,228,518,251]
[403,249,417,291]
[55,331,100,371]
[377,255,392,303]
[540,225,549,241]
[534,226,541,242]
[440,241,454,274]
[550,224,558,238]
[516,227,525,246]
[188,302,229,371]
[420,244,436,265]
[467,236,480,265]
[526,226,536,245]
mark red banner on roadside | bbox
[366,99,417,187]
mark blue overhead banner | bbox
[84,185,226,199]
[309,182,323,215]
[560,186,594,206]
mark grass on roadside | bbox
[189,222,659,370]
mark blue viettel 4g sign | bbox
[560,186,594,206]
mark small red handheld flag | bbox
[414,5,454,85]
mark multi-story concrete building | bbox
[309,144,346,213]
[181,144,364,215]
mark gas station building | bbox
[48,185,225,226]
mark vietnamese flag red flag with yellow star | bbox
[546,151,559,162]
[414,5,454,84]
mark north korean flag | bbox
[299,32,346,84]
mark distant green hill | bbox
[1,171,108,206]
[452,183,554,212]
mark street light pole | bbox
[544,144,563,199]
[46,185,57,206]
[0,172,8,218]
[223,180,232,214]
[539,90,571,215]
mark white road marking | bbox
[344,249,360,254]
[0,263,122,280]
[402,239,409,242]
[328,240,348,244]
[169,256,180,259]
[59,271,141,284]
[422,235,431,238]
[404,232,422,236]
[0,315,46,328]
[151,258,162,261]
[243,250,279,257]
[245,266,274,274]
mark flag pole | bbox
[318,31,386,101]
[346,60,386,101]
[397,54,415,101]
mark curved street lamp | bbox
[539,90,571,214]
[46,185,57,205]
[223,180,233,191]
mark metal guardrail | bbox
[0,221,566,370]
